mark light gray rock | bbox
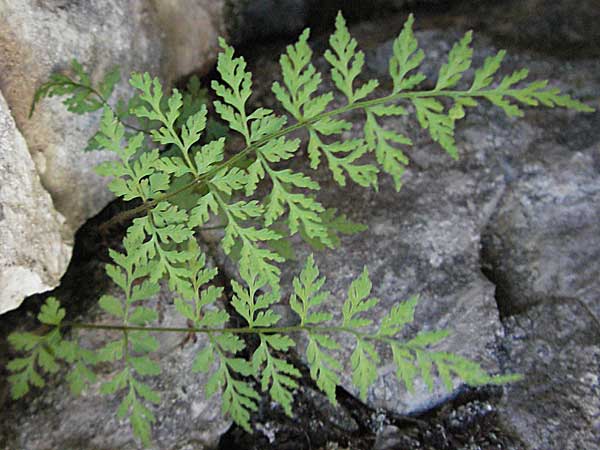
[0,0,233,312]
[0,91,71,314]
[0,282,231,449]
[0,0,163,231]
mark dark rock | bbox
[226,0,309,44]
[459,0,600,57]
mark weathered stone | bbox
[482,132,600,315]
[0,0,234,312]
[0,0,164,230]
[479,98,600,448]
[154,0,226,80]
[0,282,231,449]
[276,164,505,416]
[0,91,71,314]
[499,303,600,450]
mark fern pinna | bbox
[9,13,593,447]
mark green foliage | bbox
[30,59,119,118]
[7,297,96,399]
[9,11,592,448]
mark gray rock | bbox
[372,425,407,450]
[0,0,163,231]
[499,303,600,450]
[208,17,599,438]
[480,95,600,448]
[482,133,600,315]
[0,91,71,314]
[0,282,231,449]
[460,0,600,56]
[278,164,506,416]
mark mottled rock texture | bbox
[210,13,599,444]
[480,94,600,449]
[0,91,71,314]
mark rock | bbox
[0,91,71,315]
[154,0,226,80]
[372,425,407,450]
[481,127,600,315]
[277,164,505,416]
[0,0,164,230]
[499,303,600,450]
[460,0,600,56]
[226,0,308,44]
[0,0,232,312]
[225,0,450,45]
[480,103,600,448]
[0,282,231,449]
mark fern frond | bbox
[16,12,595,447]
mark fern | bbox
[9,12,593,447]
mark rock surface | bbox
[276,165,506,416]
[0,0,164,230]
[154,0,226,80]
[460,0,600,56]
[0,0,234,312]
[481,100,600,449]
[212,13,600,445]
[0,281,231,450]
[499,303,600,450]
[0,91,71,314]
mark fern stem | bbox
[99,87,495,230]
[62,322,409,347]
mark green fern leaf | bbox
[378,295,418,336]
[470,50,506,91]
[290,255,331,325]
[324,12,379,104]
[350,339,380,401]
[389,14,426,92]
[37,297,66,325]
[435,32,473,90]
[342,267,379,328]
